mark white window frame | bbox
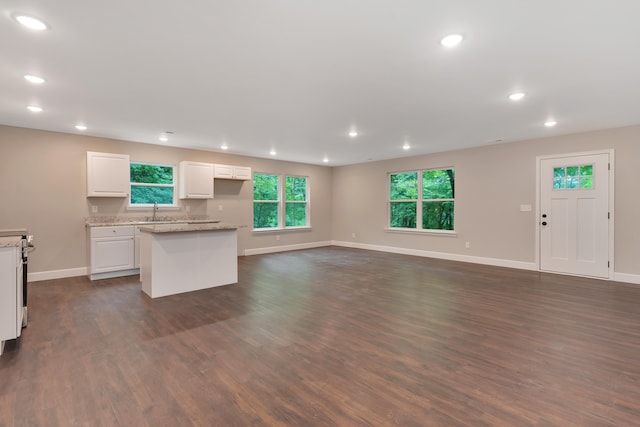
[253,173,311,231]
[387,167,455,235]
[128,161,178,209]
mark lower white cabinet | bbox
[1,245,23,355]
[88,226,136,280]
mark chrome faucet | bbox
[152,202,159,221]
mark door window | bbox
[553,164,593,189]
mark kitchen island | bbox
[138,222,238,298]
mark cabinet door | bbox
[87,152,130,197]
[233,166,252,180]
[214,164,234,179]
[91,237,135,273]
[179,161,214,199]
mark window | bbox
[553,164,593,189]
[253,173,309,230]
[389,168,454,231]
[130,162,176,206]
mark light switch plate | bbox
[520,204,532,212]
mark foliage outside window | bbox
[389,168,454,231]
[130,163,176,205]
[553,164,593,189]
[254,173,309,229]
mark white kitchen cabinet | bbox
[214,164,252,181]
[86,151,130,197]
[88,226,136,280]
[134,226,141,269]
[0,245,23,355]
[179,161,214,199]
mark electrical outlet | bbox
[276,235,280,241]
[351,232,356,238]
[185,205,191,213]
[218,205,223,211]
[91,205,98,213]
[465,241,470,249]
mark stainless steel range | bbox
[0,229,34,327]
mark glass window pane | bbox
[253,174,279,201]
[285,176,307,201]
[567,177,579,188]
[130,186,173,204]
[390,202,417,228]
[553,177,566,189]
[285,203,307,226]
[253,202,279,228]
[390,172,418,200]
[580,164,593,176]
[553,167,566,179]
[580,177,593,189]
[566,166,579,178]
[423,201,454,230]
[423,169,454,199]
[130,164,173,184]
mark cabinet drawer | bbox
[90,226,134,238]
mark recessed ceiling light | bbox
[24,75,45,84]
[221,143,228,150]
[509,92,525,101]
[75,124,87,131]
[441,34,463,47]
[26,105,43,113]
[403,142,411,150]
[544,120,557,127]
[270,149,276,156]
[159,135,168,142]
[348,131,358,137]
[323,157,329,163]
[14,15,48,31]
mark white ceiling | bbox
[2,1,640,166]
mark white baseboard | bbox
[614,272,640,285]
[244,241,332,256]
[332,240,539,271]
[28,267,88,282]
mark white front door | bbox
[539,153,610,278]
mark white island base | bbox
[139,224,238,298]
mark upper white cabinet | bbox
[179,161,214,199]
[87,151,130,197]
[214,164,252,181]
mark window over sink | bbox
[130,162,177,206]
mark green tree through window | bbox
[130,163,175,205]
[254,173,309,229]
[389,168,454,231]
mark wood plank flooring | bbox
[1,247,640,426]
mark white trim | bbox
[614,273,640,285]
[384,228,457,237]
[244,241,331,256]
[536,149,615,279]
[29,267,88,282]
[331,240,538,271]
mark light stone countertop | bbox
[137,222,237,234]
[85,216,219,227]
[0,236,22,248]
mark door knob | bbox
[542,214,547,218]
[541,221,547,226]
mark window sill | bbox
[126,205,181,211]
[253,226,312,233]
[384,227,457,237]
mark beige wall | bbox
[0,125,333,274]
[331,125,640,276]
[2,123,639,279]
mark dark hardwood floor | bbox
[2,247,640,426]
